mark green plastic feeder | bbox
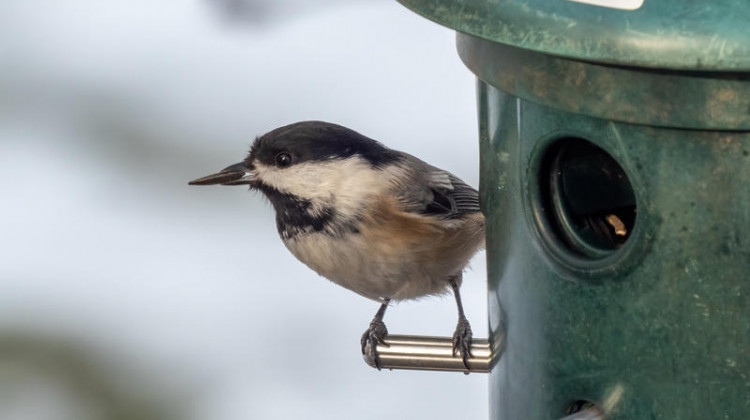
[397,1,750,419]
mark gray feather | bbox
[391,154,480,219]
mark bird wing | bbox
[395,163,481,219]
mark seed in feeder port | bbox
[606,214,627,236]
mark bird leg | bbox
[450,276,473,370]
[361,298,391,370]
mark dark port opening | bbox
[540,138,637,260]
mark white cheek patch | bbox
[254,157,396,218]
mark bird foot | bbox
[452,316,473,371]
[361,319,389,370]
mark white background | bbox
[0,1,487,419]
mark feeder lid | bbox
[398,0,750,71]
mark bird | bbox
[189,121,485,369]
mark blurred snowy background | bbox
[0,1,486,419]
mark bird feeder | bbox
[390,0,750,419]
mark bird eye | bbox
[275,152,292,168]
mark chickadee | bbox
[189,121,485,369]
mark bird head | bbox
[189,121,404,219]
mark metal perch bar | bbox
[364,335,494,373]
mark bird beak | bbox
[188,162,254,186]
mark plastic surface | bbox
[398,0,750,70]
[456,34,750,130]
[395,2,750,418]
[478,82,750,420]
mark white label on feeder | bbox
[566,0,644,10]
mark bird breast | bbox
[281,196,485,302]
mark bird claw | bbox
[452,316,473,371]
[361,319,389,370]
